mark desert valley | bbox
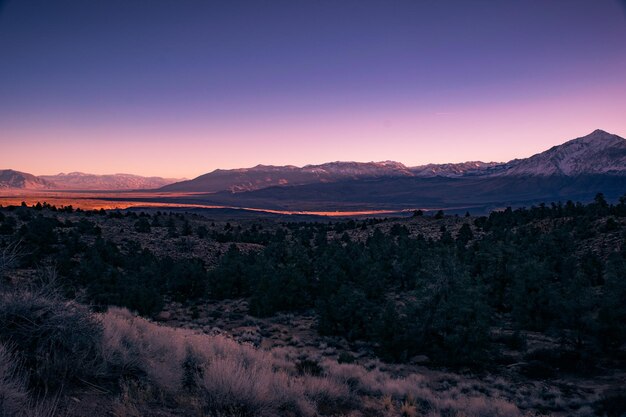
[2,1,626,416]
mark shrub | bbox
[134,217,151,233]
[0,343,28,416]
[166,258,208,301]
[0,287,105,392]
[337,352,356,364]
[0,215,16,235]
[181,347,204,393]
[0,347,58,417]
[296,358,323,376]
[196,225,209,238]
[594,388,626,417]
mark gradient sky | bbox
[1,0,625,178]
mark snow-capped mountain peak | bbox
[494,130,626,176]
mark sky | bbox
[1,0,625,178]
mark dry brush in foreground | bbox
[0,287,531,417]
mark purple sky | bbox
[1,0,625,178]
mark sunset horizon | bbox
[3,127,625,179]
[2,1,625,178]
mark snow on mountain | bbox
[491,130,626,177]
[303,161,413,177]
[161,161,414,193]
[410,161,501,177]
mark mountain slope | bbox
[160,161,414,193]
[488,129,626,176]
[160,160,503,193]
[40,172,181,190]
[411,161,501,177]
[0,170,55,189]
[172,174,625,213]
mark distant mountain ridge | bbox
[161,160,506,193]
[2,130,624,195]
[161,130,626,193]
[40,172,181,190]
[161,160,416,193]
[0,170,54,190]
[0,171,181,190]
[410,161,502,177]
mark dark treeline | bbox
[1,194,625,369]
[209,194,626,366]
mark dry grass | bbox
[0,292,575,417]
[0,240,22,281]
[0,343,59,417]
[101,307,349,416]
[100,307,528,417]
[319,360,524,417]
[400,394,417,417]
[0,342,28,416]
[0,287,104,393]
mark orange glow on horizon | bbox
[2,82,625,179]
[0,191,429,217]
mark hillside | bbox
[187,174,626,212]
[0,170,180,191]
[0,169,55,189]
[160,160,481,193]
[488,129,626,176]
[40,172,181,190]
[410,161,501,177]
[160,161,414,193]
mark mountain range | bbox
[2,130,625,212]
[0,170,54,190]
[149,129,626,213]
[161,129,625,193]
[0,171,181,190]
